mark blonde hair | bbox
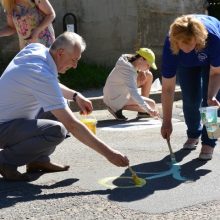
[50,32,86,53]
[1,0,32,13]
[169,15,208,54]
[1,0,16,13]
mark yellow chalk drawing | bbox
[98,176,146,189]
[98,162,187,189]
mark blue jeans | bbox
[177,65,217,148]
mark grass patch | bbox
[59,61,111,91]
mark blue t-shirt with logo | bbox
[162,15,220,78]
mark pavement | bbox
[1,88,220,219]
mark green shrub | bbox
[59,61,111,91]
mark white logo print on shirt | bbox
[198,53,208,62]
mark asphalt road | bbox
[1,102,220,219]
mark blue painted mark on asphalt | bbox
[99,161,188,189]
[137,161,187,181]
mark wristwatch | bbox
[72,92,78,102]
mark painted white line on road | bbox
[100,118,181,131]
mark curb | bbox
[70,89,182,112]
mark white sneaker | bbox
[183,138,199,150]
[198,145,214,160]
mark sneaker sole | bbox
[183,142,198,150]
[137,115,151,119]
[198,153,213,160]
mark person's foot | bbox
[183,138,199,150]
[199,144,214,161]
[26,162,70,173]
[0,163,30,181]
[137,112,151,119]
[107,106,128,121]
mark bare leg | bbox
[137,72,153,97]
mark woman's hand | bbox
[207,97,220,107]
[161,120,173,140]
[147,108,160,118]
[145,102,159,118]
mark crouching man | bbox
[0,32,129,181]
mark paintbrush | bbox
[166,139,177,163]
[157,113,177,163]
[128,166,143,185]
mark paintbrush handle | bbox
[166,139,176,160]
[128,166,136,176]
[166,139,174,154]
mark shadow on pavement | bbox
[0,178,79,209]
[0,150,211,208]
[107,149,211,202]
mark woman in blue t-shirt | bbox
[161,14,220,160]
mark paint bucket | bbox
[80,115,97,134]
[199,106,218,124]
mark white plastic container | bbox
[199,107,220,139]
[199,106,218,124]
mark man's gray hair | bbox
[50,32,86,52]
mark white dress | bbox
[103,55,149,112]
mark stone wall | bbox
[0,0,206,72]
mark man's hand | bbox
[106,149,129,167]
[161,121,173,140]
[58,84,93,115]
[76,93,93,115]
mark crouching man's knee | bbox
[45,121,68,145]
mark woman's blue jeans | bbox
[177,65,217,148]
